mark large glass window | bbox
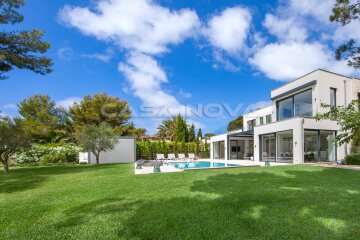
[304,130,336,162]
[260,134,276,161]
[294,90,312,117]
[277,97,293,121]
[276,131,293,162]
[330,88,337,107]
[277,89,313,120]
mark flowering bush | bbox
[11,143,83,165]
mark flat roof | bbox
[272,69,359,91]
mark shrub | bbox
[345,153,360,165]
[11,143,82,165]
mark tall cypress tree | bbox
[188,123,196,142]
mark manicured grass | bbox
[1,164,360,239]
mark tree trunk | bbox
[2,159,9,173]
[95,153,100,165]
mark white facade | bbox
[81,137,136,164]
[210,69,360,163]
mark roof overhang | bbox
[228,130,254,137]
[271,80,317,101]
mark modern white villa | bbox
[210,69,360,164]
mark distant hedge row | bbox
[136,141,210,160]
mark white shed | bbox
[79,137,136,164]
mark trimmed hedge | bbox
[136,141,210,160]
[345,153,360,165]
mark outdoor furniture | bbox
[264,160,270,166]
[244,153,253,160]
[188,153,198,160]
[135,161,142,169]
[167,153,175,160]
[156,154,165,161]
[178,153,186,160]
[153,165,161,173]
[141,160,163,167]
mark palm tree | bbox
[156,116,177,141]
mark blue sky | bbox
[1,0,359,134]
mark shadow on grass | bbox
[53,167,360,239]
[0,164,130,193]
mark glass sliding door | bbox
[230,140,245,159]
[213,141,225,159]
[304,130,318,162]
[304,130,336,162]
[260,134,276,161]
[276,130,293,162]
[320,131,336,161]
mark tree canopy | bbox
[69,93,135,136]
[316,101,360,151]
[227,115,243,131]
[0,0,52,79]
[330,0,360,68]
[15,94,69,143]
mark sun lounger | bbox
[167,153,175,160]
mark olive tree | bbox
[0,116,30,173]
[76,123,118,165]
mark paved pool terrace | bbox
[134,159,291,175]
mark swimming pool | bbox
[166,161,240,169]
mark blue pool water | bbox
[166,161,240,169]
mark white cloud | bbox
[0,103,18,118]
[57,47,74,60]
[56,97,82,109]
[59,0,204,132]
[204,6,252,54]
[334,21,360,43]
[59,0,200,55]
[250,42,354,81]
[82,48,115,62]
[288,0,334,23]
[178,89,192,99]
[119,52,189,116]
[263,14,308,42]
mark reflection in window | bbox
[294,90,312,117]
[261,134,276,161]
[277,97,293,120]
[277,89,313,120]
[276,131,293,162]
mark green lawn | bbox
[1,164,360,239]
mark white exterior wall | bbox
[243,106,273,131]
[89,137,136,164]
